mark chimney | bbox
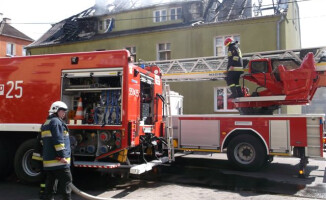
[0,13,3,22]
[3,17,11,24]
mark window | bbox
[105,19,111,30]
[251,61,268,73]
[6,43,15,56]
[154,11,160,22]
[161,10,167,22]
[170,7,182,20]
[214,87,238,112]
[126,46,136,62]
[214,35,240,56]
[153,9,167,22]
[157,43,171,60]
[98,20,104,31]
[22,46,27,56]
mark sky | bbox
[0,0,325,48]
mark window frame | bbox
[105,18,111,30]
[6,43,15,56]
[22,46,27,56]
[170,7,182,20]
[153,9,168,23]
[126,46,136,62]
[214,87,238,112]
[214,35,240,57]
[98,20,104,31]
[157,43,171,61]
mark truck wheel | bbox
[227,134,266,171]
[14,139,42,183]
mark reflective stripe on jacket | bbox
[227,66,244,72]
[32,131,43,159]
[41,114,71,170]
[227,42,243,71]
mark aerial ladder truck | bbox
[147,47,326,177]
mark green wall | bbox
[170,81,226,114]
[98,8,183,33]
[31,15,289,59]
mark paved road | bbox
[0,153,325,200]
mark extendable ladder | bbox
[163,83,175,162]
[141,47,326,82]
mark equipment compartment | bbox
[61,69,123,125]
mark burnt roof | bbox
[217,0,252,21]
[28,20,194,48]
[27,0,288,49]
[0,22,34,41]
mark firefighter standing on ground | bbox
[31,131,46,199]
[42,101,72,200]
[224,37,244,98]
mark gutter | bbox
[276,14,285,50]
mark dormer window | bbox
[154,7,182,23]
[98,20,104,31]
[154,9,167,22]
[170,7,182,20]
[105,19,111,30]
[98,18,114,33]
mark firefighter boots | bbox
[229,86,238,98]
[236,86,244,97]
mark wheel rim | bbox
[22,149,41,177]
[233,142,256,164]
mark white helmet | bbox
[49,101,68,114]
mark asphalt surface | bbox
[0,153,325,200]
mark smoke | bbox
[94,0,187,15]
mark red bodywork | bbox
[175,115,324,157]
[0,50,163,161]
[235,53,326,108]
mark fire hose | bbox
[70,183,136,200]
[70,183,114,200]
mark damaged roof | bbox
[27,0,287,49]
[0,21,34,41]
[216,0,252,21]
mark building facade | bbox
[27,0,301,114]
[0,18,34,57]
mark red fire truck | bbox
[145,48,325,177]
[172,114,323,176]
[0,50,171,183]
[0,48,325,183]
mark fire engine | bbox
[0,47,325,183]
[151,47,326,177]
[0,50,173,183]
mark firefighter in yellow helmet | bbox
[224,37,244,98]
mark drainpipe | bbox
[276,14,285,50]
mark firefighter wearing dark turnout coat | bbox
[42,101,72,200]
[224,37,244,98]
[31,131,46,199]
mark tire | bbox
[14,139,42,183]
[227,134,267,171]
